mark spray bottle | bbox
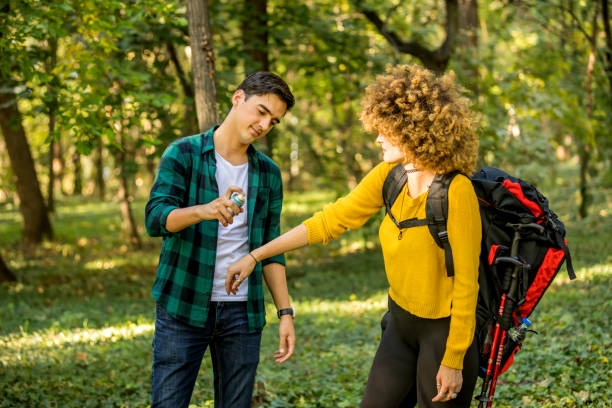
[227,192,245,215]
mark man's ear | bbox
[232,89,245,106]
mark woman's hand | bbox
[432,365,463,402]
[225,253,257,295]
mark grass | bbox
[0,182,610,407]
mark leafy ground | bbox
[0,182,610,407]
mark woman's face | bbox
[376,134,404,164]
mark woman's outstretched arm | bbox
[225,224,309,295]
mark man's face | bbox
[231,90,287,145]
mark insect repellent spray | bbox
[227,192,245,215]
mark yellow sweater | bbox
[303,161,481,369]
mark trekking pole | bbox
[476,295,507,407]
[477,265,523,408]
[484,223,544,407]
[486,324,510,407]
[477,225,523,407]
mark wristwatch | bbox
[277,307,295,319]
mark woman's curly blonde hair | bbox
[360,64,479,175]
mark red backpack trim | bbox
[519,246,566,317]
[488,245,501,266]
[500,345,520,375]
[502,179,543,218]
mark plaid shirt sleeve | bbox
[262,163,286,267]
[145,141,190,237]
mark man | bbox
[145,71,296,408]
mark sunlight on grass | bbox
[0,322,154,354]
[54,198,123,216]
[266,293,387,318]
[83,257,132,271]
[553,262,611,286]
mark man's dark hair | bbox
[237,71,295,111]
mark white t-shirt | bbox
[211,151,249,301]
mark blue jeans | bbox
[151,302,262,408]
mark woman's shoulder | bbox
[448,172,477,198]
[450,172,472,184]
[375,160,396,174]
[366,161,397,185]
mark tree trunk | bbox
[116,134,142,249]
[45,38,59,213]
[329,93,365,188]
[602,0,612,105]
[578,143,590,219]
[95,138,105,200]
[73,151,82,195]
[0,252,16,283]
[242,0,274,156]
[242,0,269,73]
[50,136,66,195]
[458,0,480,94]
[118,168,142,249]
[48,134,56,213]
[167,42,198,136]
[186,0,218,132]
[579,5,600,219]
[0,81,53,244]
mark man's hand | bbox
[198,186,245,227]
[274,315,295,363]
[432,364,463,402]
[226,253,257,295]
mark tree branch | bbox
[555,1,594,44]
[356,0,459,73]
[602,0,612,104]
[384,0,405,27]
[166,42,194,99]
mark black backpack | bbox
[382,164,576,405]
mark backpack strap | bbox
[383,165,461,278]
[563,244,576,279]
[383,164,430,230]
[426,172,459,277]
[556,231,576,280]
[382,163,407,229]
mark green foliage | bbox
[468,0,611,188]
[1,183,611,407]
[2,0,611,207]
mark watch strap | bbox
[277,308,295,319]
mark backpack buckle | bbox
[437,231,449,242]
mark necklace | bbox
[398,185,407,240]
[397,168,426,240]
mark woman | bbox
[226,64,481,407]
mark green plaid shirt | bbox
[145,126,286,332]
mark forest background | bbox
[0,0,610,407]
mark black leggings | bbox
[361,297,478,408]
